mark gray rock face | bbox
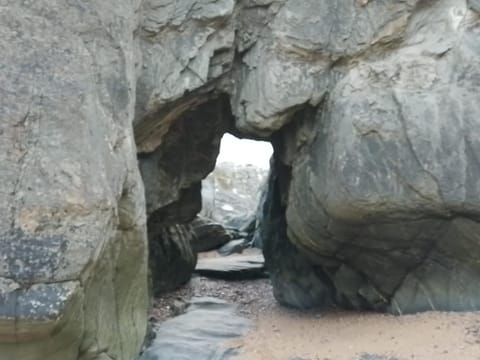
[135,0,236,145]
[148,222,197,295]
[231,0,422,135]
[135,0,480,315]
[260,159,333,309]
[191,216,233,253]
[283,0,480,313]
[0,1,148,359]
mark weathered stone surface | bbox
[260,158,333,309]
[131,0,479,315]
[140,297,249,360]
[281,1,480,313]
[134,0,480,316]
[191,216,233,253]
[230,0,421,135]
[0,1,148,359]
[135,0,236,152]
[148,222,197,295]
[138,96,230,219]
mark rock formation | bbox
[268,0,480,314]
[190,216,233,253]
[0,2,148,359]
[134,0,480,315]
[1,0,480,358]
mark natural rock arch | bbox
[1,0,480,359]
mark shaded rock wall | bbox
[282,1,480,313]
[0,1,148,359]
[137,96,232,293]
[148,222,197,295]
[260,152,333,309]
[138,96,231,220]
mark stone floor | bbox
[149,258,480,360]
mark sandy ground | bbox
[152,261,480,360]
[234,306,480,360]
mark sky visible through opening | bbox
[216,134,272,169]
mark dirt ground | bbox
[234,305,480,360]
[150,275,275,321]
[152,272,480,360]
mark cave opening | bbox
[200,133,273,247]
[133,92,291,352]
[137,94,276,298]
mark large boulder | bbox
[267,0,480,313]
[190,216,233,253]
[0,1,148,359]
[134,0,480,315]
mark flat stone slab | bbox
[195,254,267,280]
[217,239,248,256]
[140,297,250,360]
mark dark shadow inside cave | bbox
[135,94,273,296]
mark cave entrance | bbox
[140,97,278,332]
[197,133,273,254]
[138,94,277,297]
